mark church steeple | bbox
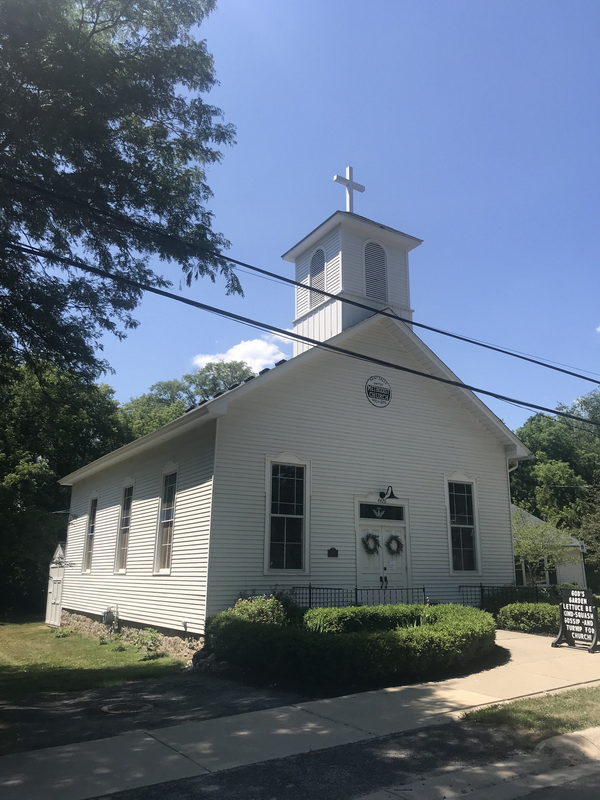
[281,168,423,356]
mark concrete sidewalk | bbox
[1,630,600,800]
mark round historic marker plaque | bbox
[365,375,391,408]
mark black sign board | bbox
[552,588,599,653]
[359,503,404,521]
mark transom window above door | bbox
[359,503,404,521]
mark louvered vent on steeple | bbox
[364,242,387,302]
[309,248,325,308]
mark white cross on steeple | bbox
[333,165,365,213]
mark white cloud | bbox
[596,325,600,333]
[192,336,292,373]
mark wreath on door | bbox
[385,534,403,555]
[361,533,380,555]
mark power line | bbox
[4,237,600,430]
[2,171,599,386]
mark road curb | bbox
[535,726,600,763]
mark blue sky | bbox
[100,0,600,431]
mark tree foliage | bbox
[0,366,129,610]
[0,0,239,382]
[579,485,600,572]
[510,389,600,587]
[512,506,581,586]
[511,392,600,526]
[118,360,254,437]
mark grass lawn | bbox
[464,685,600,745]
[0,620,185,700]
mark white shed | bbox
[59,203,531,634]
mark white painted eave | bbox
[282,211,423,262]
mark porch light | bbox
[379,486,399,501]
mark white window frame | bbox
[445,474,481,575]
[154,468,178,574]
[114,483,134,574]
[364,240,388,303]
[264,453,310,575]
[82,496,97,573]
[514,557,557,587]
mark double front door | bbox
[357,523,408,589]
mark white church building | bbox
[58,169,530,634]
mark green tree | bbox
[579,486,600,575]
[511,394,600,523]
[119,361,255,438]
[530,460,588,528]
[0,366,129,611]
[0,0,239,382]
[512,506,581,586]
[184,360,254,402]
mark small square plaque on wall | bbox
[327,547,339,558]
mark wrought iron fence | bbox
[290,584,427,609]
[287,583,569,611]
[459,583,563,612]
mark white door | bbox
[45,563,64,627]
[357,524,408,588]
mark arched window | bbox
[365,242,387,302]
[309,249,325,308]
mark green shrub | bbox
[497,602,560,634]
[304,603,432,633]
[272,591,306,626]
[134,627,163,658]
[206,603,495,691]
[231,595,288,626]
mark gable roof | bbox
[281,211,423,262]
[60,313,530,485]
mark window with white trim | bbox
[156,472,177,571]
[82,498,97,572]
[115,486,133,572]
[269,463,304,570]
[365,242,387,302]
[514,558,557,587]
[309,249,325,308]
[448,482,477,571]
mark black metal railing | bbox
[459,583,563,612]
[291,584,427,609]
[290,583,570,611]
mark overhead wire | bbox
[1,171,599,386]
[4,237,600,430]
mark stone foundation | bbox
[60,610,203,662]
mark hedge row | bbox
[205,603,495,691]
[304,604,430,633]
[496,602,560,634]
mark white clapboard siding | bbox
[342,229,410,312]
[62,423,216,634]
[293,299,341,356]
[206,318,515,616]
[295,227,342,319]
